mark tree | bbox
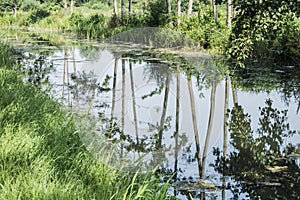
[113,0,119,24]
[201,77,217,177]
[227,0,300,67]
[121,0,125,24]
[212,0,218,23]
[110,57,118,138]
[128,0,132,14]
[187,76,201,176]
[187,0,193,15]
[13,0,17,16]
[129,62,139,144]
[177,0,181,26]
[70,0,74,14]
[174,66,180,179]
[227,0,231,27]
[166,0,172,27]
[213,100,299,199]
[157,70,171,148]
[63,0,67,9]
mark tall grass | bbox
[0,42,17,67]
[0,43,171,199]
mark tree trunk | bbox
[157,71,171,148]
[113,0,119,24]
[201,77,217,178]
[212,0,218,23]
[120,60,126,158]
[128,0,132,14]
[188,76,201,176]
[227,0,232,27]
[70,0,74,14]
[63,0,68,9]
[187,0,193,15]
[222,73,230,200]
[174,66,180,179]
[232,81,238,106]
[13,0,17,17]
[121,59,126,139]
[129,62,139,145]
[110,58,118,138]
[121,0,125,24]
[223,74,229,159]
[166,0,173,28]
[177,0,181,27]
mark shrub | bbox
[227,0,300,67]
[123,11,150,27]
[178,3,228,53]
[25,8,51,25]
[20,0,41,11]
[147,0,168,26]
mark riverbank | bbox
[0,43,171,199]
[0,2,229,55]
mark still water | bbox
[3,29,300,199]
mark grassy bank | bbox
[0,43,171,199]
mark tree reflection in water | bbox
[13,31,299,198]
[213,99,300,199]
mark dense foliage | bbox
[228,0,300,67]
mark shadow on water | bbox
[2,29,300,199]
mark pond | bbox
[2,29,300,199]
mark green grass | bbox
[0,2,230,53]
[0,43,171,199]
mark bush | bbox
[147,0,168,26]
[0,42,16,67]
[69,13,111,39]
[84,1,111,10]
[20,0,41,11]
[123,11,149,27]
[227,0,300,67]
[178,3,228,53]
[25,8,51,25]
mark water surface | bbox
[2,29,300,199]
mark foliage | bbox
[178,3,229,53]
[0,0,230,52]
[69,13,113,39]
[0,0,21,12]
[228,0,300,67]
[26,7,51,24]
[83,0,111,10]
[228,100,296,166]
[212,99,299,198]
[214,99,297,172]
[77,0,112,7]
[147,0,168,26]
[20,0,41,11]
[123,11,150,27]
[0,42,17,67]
